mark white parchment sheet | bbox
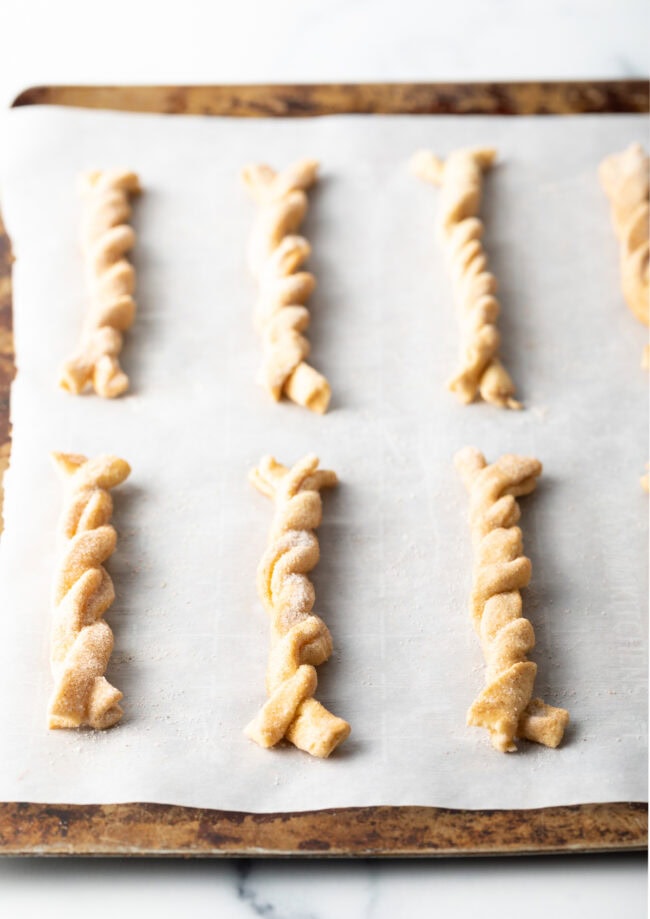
[0,107,646,811]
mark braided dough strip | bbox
[411,148,520,409]
[48,452,131,729]
[246,454,350,757]
[241,160,331,413]
[600,145,650,486]
[455,447,569,752]
[599,144,649,335]
[60,169,141,398]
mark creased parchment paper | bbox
[0,107,646,811]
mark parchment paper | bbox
[0,107,646,811]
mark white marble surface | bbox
[1,0,648,915]
[2,0,649,110]
[1,854,647,917]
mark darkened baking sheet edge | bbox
[1,81,647,857]
[0,801,646,857]
[11,80,649,116]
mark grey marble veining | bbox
[0,855,647,918]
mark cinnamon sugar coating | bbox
[48,452,130,729]
[246,454,349,757]
[241,160,331,413]
[59,169,141,398]
[411,148,520,409]
[455,447,569,752]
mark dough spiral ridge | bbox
[241,160,331,413]
[246,454,350,757]
[48,452,130,729]
[455,447,569,752]
[60,169,141,398]
[411,148,520,409]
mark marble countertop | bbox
[1,853,647,918]
[2,0,648,110]
[1,0,647,915]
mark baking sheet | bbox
[0,106,646,812]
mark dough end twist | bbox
[246,454,350,757]
[48,451,130,729]
[411,148,521,410]
[60,169,141,398]
[455,447,569,752]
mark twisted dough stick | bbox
[411,148,520,409]
[455,447,569,752]
[599,144,649,336]
[241,160,331,413]
[246,454,350,757]
[48,452,131,729]
[600,146,650,488]
[59,169,141,398]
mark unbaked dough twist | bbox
[600,145,650,485]
[455,447,569,752]
[599,144,649,337]
[241,160,331,413]
[48,452,131,729]
[411,148,520,409]
[246,454,350,757]
[60,169,141,398]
